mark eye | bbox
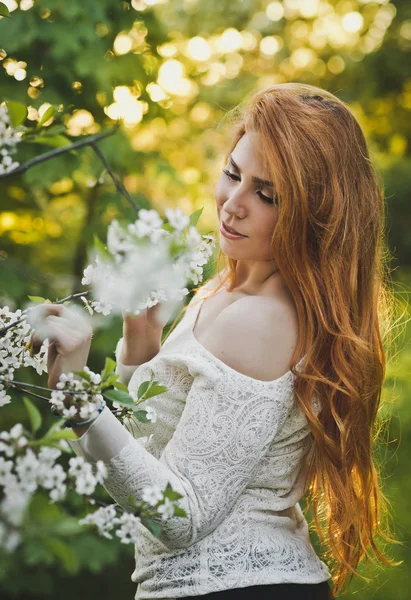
[256,190,277,205]
[223,168,279,206]
[223,168,240,181]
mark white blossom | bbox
[39,464,66,490]
[142,483,164,506]
[68,458,98,495]
[0,456,13,485]
[157,497,175,520]
[145,405,157,423]
[0,523,21,553]
[68,456,86,476]
[81,264,95,285]
[0,103,22,176]
[115,512,141,544]
[9,423,23,440]
[0,388,11,407]
[79,402,99,420]
[75,472,97,496]
[165,207,190,231]
[79,504,119,540]
[38,446,62,465]
[81,295,94,315]
[0,440,15,458]
[49,484,67,503]
[94,460,107,485]
[91,300,113,316]
[0,304,48,394]
[81,209,215,317]
[15,449,39,493]
[138,208,163,229]
[61,405,77,419]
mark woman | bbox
[33,83,398,599]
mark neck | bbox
[229,261,280,295]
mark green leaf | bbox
[6,100,28,128]
[28,134,71,148]
[0,3,11,18]
[189,207,203,227]
[28,295,47,304]
[101,373,119,389]
[161,223,174,233]
[137,380,151,399]
[101,357,116,381]
[23,396,42,434]
[113,380,129,392]
[38,124,67,135]
[133,409,150,423]
[42,537,79,574]
[143,383,167,400]
[37,105,55,127]
[31,428,77,446]
[140,517,161,537]
[163,482,183,501]
[126,495,140,510]
[172,506,187,518]
[73,369,91,382]
[103,388,135,408]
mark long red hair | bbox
[165,83,401,595]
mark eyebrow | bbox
[228,155,273,188]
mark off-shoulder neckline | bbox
[188,286,306,386]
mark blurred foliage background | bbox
[0,0,410,598]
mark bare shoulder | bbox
[200,295,299,381]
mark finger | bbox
[47,339,58,368]
[26,303,63,332]
[29,332,43,355]
[152,298,180,327]
[48,314,92,336]
[29,304,91,344]
[46,317,86,353]
[30,329,50,355]
[41,304,64,317]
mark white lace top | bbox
[68,282,331,599]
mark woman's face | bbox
[215,132,279,262]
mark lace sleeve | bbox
[69,363,295,550]
[114,337,140,386]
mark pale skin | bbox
[31,131,299,437]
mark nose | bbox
[222,185,248,219]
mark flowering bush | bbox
[0,94,214,584]
[0,349,186,558]
[0,202,215,570]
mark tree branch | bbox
[0,128,119,180]
[90,142,139,214]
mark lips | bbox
[222,221,247,237]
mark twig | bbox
[0,128,119,180]
[90,142,139,214]
[5,380,53,403]
[0,290,90,337]
[1,377,123,411]
[51,290,90,306]
[1,379,74,396]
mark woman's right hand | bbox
[123,302,169,335]
[121,301,174,365]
